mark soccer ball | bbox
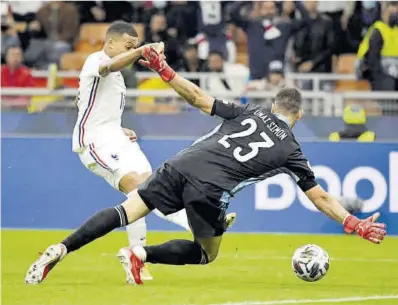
[292,244,330,282]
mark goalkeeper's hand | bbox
[343,212,387,244]
[138,43,176,82]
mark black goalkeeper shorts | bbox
[137,163,227,238]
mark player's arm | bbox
[286,149,386,244]
[305,185,386,244]
[98,43,163,77]
[168,74,214,114]
[304,185,350,223]
[138,46,214,114]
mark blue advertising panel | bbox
[2,137,398,234]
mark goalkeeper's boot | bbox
[117,247,144,285]
[25,244,66,284]
[225,212,237,230]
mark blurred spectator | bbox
[143,13,180,68]
[166,1,198,44]
[317,1,353,54]
[345,1,381,53]
[204,51,249,98]
[24,1,79,69]
[1,8,21,63]
[245,61,293,109]
[9,1,43,22]
[192,1,236,63]
[74,1,133,23]
[329,105,375,142]
[357,1,398,92]
[176,44,207,87]
[1,45,33,87]
[246,61,292,91]
[293,0,334,91]
[1,45,34,108]
[229,1,311,80]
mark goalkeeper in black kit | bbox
[25,45,387,285]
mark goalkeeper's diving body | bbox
[25,45,387,285]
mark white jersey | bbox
[72,51,127,152]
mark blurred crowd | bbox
[1,0,397,96]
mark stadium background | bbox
[2,1,398,305]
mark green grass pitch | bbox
[2,230,398,305]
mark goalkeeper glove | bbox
[138,46,176,82]
[343,212,386,244]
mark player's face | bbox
[109,33,139,57]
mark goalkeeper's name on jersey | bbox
[254,110,288,141]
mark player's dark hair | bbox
[106,21,137,39]
[274,87,302,114]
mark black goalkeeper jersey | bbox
[166,99,318,201]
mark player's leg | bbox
[136,235,223,266]
[25,190,151,284]
[119,172,150,248]
[117,143,192,282]
[128,176,227,279]
[120,142,192,233]
[195,235,223,263]
[118,171,153,281]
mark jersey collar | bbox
[273,113,291,128]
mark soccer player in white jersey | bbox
[70,21,192,283]
[24,21,236,286]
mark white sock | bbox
[132,246,147,262]
[125,190,147,248]
[126,217,147,248]
[153,209,191,232]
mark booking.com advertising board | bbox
[2,138,398,235]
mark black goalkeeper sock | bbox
[144,239,209,265]
[62,205,128,253]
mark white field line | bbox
[100,253,398,263]
[204,295,398,305]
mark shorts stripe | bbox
[78,77,100,147]
[89,144,112,172]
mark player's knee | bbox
[119,171,150,194]
[119,174,139,193]
[203,248,219,264]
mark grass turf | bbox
[2,230,398,305]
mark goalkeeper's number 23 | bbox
[218,118,275,162]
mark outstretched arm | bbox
[305,185,350,223]
[99,42,163,77]
[305,184,386,244]
[139,46,215,114]
[286,149,386,244]
[168,74,215,114]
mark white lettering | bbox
[255,159,396,213]
[255,174,295,210]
